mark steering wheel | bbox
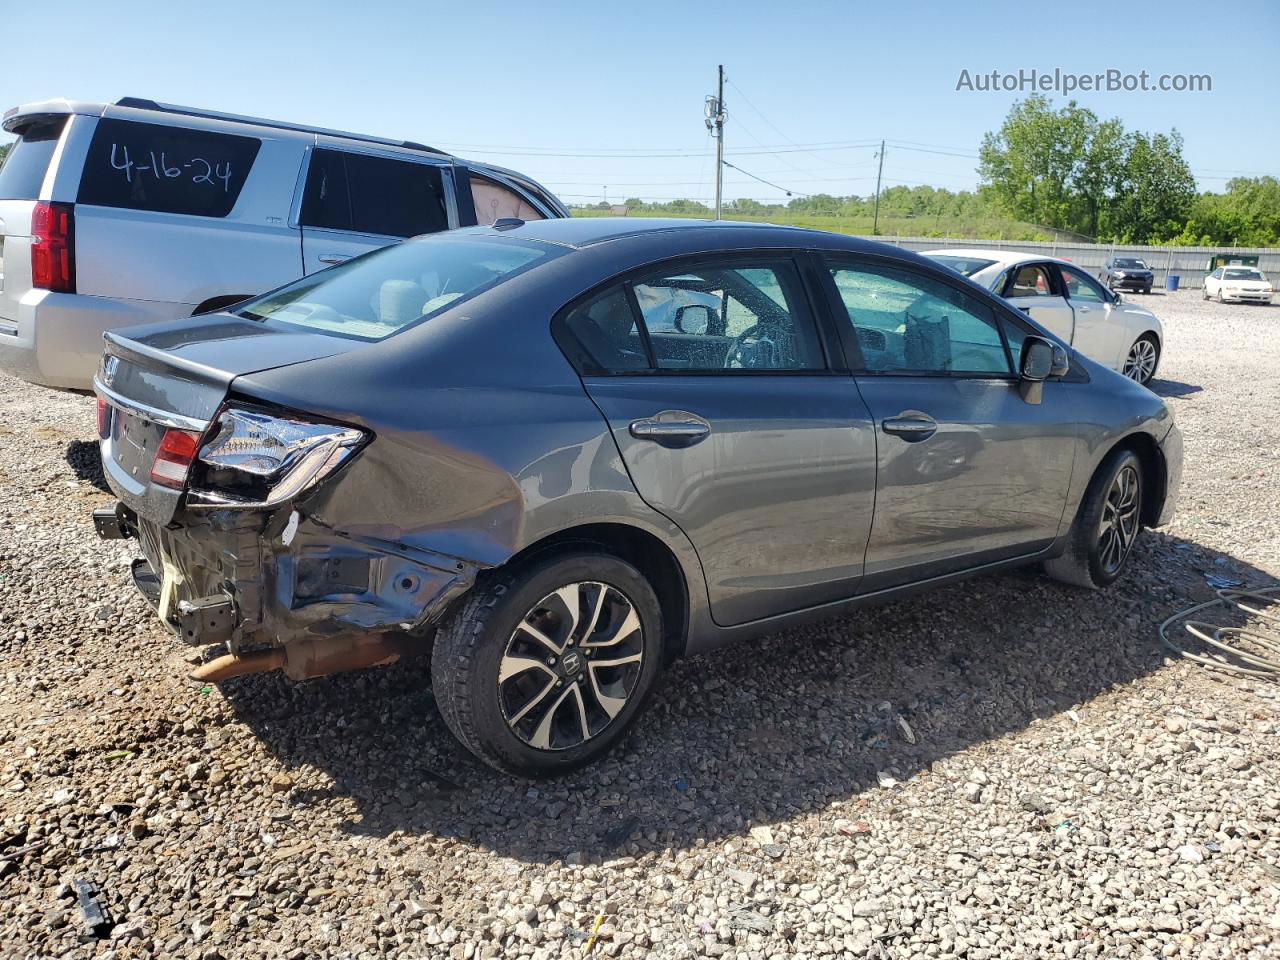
[725,323,784,369]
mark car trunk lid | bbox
[97,314,361,524]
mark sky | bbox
[4,0,1277,206]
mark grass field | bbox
[569,207,1073,242]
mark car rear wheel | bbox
[431,549,664,777]
[1044,447,1144,590]
[1122,335,1159,385]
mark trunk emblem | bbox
[101,355,120,388]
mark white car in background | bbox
[1203,265,1273,304]
[922,249,1165,386]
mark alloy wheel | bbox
[1123,339,1157,383]
[1097,465,1140,575]
[497,581,645,751]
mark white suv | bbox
[0,97,567,389]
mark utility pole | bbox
[872,139,885,235]
[705,66,726,219]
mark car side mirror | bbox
[1111,290,1123,304]
[674,303,713,335]
[1018,336,1070,404]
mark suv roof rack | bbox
[114,97,449,157]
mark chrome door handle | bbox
[1077,305,1091,312]
[318,253,352,265]
[629,418,711,448]
[882,414,937,442]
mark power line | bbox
[721,161,806,197]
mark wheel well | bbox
[502,523,690,664]
[192,294,254,316]
[1112,433,1166,527]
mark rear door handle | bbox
[629,417,711,448]
[318,253,352,265]
[882,414,937,442]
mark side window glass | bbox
[1060,266,1105,303]
[470,175,546,225]
[558,287,649,374]
[632,262,824,372]
[828,262,1011,375]
[77,119,260,218]
[301,149,448,237]
[1008,264,1054,298]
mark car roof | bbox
[918,248,1078,270]
[468,216,897,253]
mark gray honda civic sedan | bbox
[92,218,1183,776]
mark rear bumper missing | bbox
[94,500,482,653]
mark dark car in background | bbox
[91,219,1182,777]
[1100,257,1155,294]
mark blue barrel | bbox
[1165,274,1180,291]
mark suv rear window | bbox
[77,118,260,218]
[0,116,67,200]
[301,149,449,238]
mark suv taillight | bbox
[31,201,76,293]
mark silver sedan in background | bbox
[923,249,1166,385]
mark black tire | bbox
[1044,447,1144,590]
[431,549,664,777]
[1142,285,1151,295]
[1202,286,1210,300]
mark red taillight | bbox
[96,396,111,438]
[31,201,76,293]
[150,429,201,489]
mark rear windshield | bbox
[0,116,67,201]
[236,233,559,341]
[78,118,260,218]
[1224,268,1265,281]
[923,254,997,277]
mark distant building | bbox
[610,204,629,216]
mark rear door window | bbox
[470,175,546,225]
[301,149,449,238]
[1006,264,1056,298]
[77,118,260,217]
[0,116,68,200]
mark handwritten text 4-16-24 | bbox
[110,143,234,192]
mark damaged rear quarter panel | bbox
[223,261,706,643]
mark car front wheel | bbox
[431,549,664,777]
[1044,447,1144,589]
[1122,335,1160,385]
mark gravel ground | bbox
[1,289,1278,959]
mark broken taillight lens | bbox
[95,396,112,438]
[188,407,367,508]
[150,429,202,489]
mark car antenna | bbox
[492,218,525,231]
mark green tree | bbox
[1108,131,1196,243]
[979,96,1196,242]
[979,95,1093,231]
